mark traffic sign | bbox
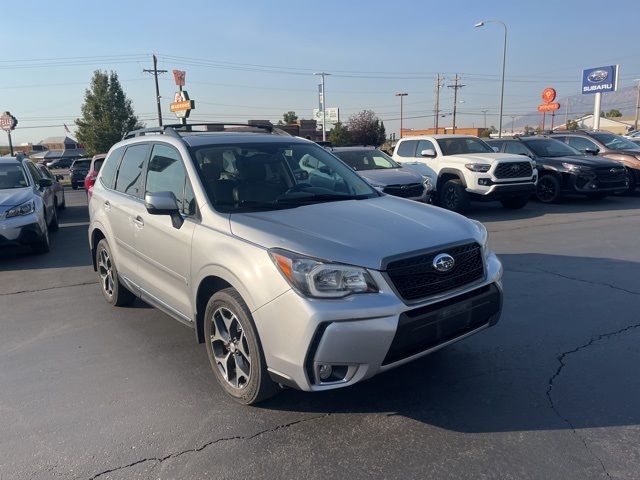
[0,111,17,132]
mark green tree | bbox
[328,122,351,146]
[566,119,579,130]
[75,70,143,156]
[479,129,491,138]
[283,111,298,124]
[377,121,386,145]
[605,109,622,118]
[347,110,385,146]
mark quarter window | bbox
[100,146,125,189]
[396,140,418,157]
[115,144,148,197]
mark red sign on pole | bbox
[0,111,18,132]
[542,87,557,104]
[172,70,186,87]
[538,102,561,112]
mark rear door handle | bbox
[133,215,144,228]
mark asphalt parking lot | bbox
[1,190,639,480]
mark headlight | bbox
[465,163,491,172]
[422,176,434,192]
[269,249,379,298]
[562,163,592,173]
[471,220,489,259]
[5,200,35,218]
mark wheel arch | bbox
[437,169,467,190]
[90,227,106,271]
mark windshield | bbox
[437,137,494,155]
[0,163,29,189]
[190,142,378,212]
[522,138,582,157]
[592,133,639,151]
[332,149,399,171]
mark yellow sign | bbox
[170,100,193,112]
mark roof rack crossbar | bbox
[123,126,181,140]
[123,122,279,140]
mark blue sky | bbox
[3,0,639,144]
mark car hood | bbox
[230,195,480,270]
[356,168,424,186]
[541,155,623,167]
[446,152,527,163]
[0,187,32,207]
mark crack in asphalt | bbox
[504,268,640,296]
[0,280,98,297]
[88,413,331,479]
[546,324,640,479]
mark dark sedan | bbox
[331,146,433,202]
[487,137,627,203]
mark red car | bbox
[84,154,106,200]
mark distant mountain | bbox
[512,85,638,130]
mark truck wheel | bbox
[439,179,470,213]
[535,174,562,203]
[204,287,279,405]
[95,239,135,307]
[501,195,529,209]
[72,184,78,190]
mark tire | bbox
[31,223,50,254]
[439,179,470,213]
[95,239,136,307]
[587,192,608,200]
[59,192,66,209]
[535,174,563,203]
[501,195,529,209]
[48,205,59,232]
[623,168,637,195]
[204,287,279,405]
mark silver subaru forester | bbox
[88,124,503,405]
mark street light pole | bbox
[475,20,507,138]
[395,93,408,138]
[634,79,640,131]
[314,72,331,141]
[481,109,488,129]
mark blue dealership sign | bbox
[582,65,618,95]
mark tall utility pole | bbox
[396,92,408,138]
[481,109,489,129]
[447,74,465,134]
[564,97,570,127]
[143,54,168,126]
[434,74,443,133]
[634,79,640,131]
[314,72,331,141]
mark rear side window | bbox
[100,146,125,189]
[396,140,418,157]
[25,161,43,182]
[72,160,91,168]
[115,144,149,197]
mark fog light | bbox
[478,178,491,186]
[318,364,333,381]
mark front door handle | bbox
[133,215,144,228]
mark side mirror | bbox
[420,149,436,158]
[38,178,53,188]
[145,191,183,229]
[584,147,599,156]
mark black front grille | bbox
[382,284,501,365]
[383,183,424,198]
[494,161,533,179]
[385,242,484,302]
[595,167,627,184]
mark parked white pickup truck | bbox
[392,135,537,212]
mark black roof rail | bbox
[123,126,181,140]
[123,122,285,140]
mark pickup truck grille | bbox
[385,242,484,302]
[383,183,424,198]
[494,161,533,179]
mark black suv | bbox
[486,136,628,203]
[69,158,91,190]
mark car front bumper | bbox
[0,212,46,246]
[253,252,503,391]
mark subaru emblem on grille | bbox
[433,253,455,272]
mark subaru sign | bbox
[582,65,618,95]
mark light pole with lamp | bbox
[314,72,331,141]
[475,20,507,138]
[396,92,408,138]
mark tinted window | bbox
[100,147,125,189]
[72,159,91,168]
[416,140,436,156]
[145,144,193,214]
[504,141,530,156]
[0,163,29,189]
[437,137,493,155]
[114,144,148,197]
[26,162,43,182]
[565,136,598,152]
[94,159,104,172]
[591,133,639,150]
[396,140,418,157]
[486,140,505,152]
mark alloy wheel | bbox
[98,248,115,298]
[444,185,458,208]
[210,307,251,389]
[537,177,556,202]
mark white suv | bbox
[393,135,537,212]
